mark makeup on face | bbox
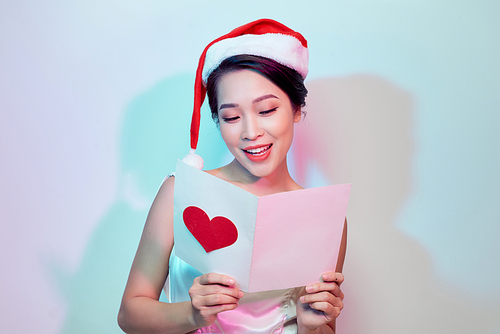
[217,69,300,178]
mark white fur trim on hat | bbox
[181,149,204,170]
[202,33,309,83]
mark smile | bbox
[243,144,272,156]
[242,144,273,162]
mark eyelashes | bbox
[259,107,278,115]
[221,107,278,123]
[222,116,240,123]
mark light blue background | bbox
[1,1,498,333]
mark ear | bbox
[293,108,302,123]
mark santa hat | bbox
[182,18,309,169]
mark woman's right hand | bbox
[188,273,244,328]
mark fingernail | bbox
[306,285,313,293]
[300,296,305,303]
[322,273,329,280]
[227,278,235,285]
[239,291,244,298]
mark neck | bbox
[222,157,300,196]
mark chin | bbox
[240,158,282,178]
[247,167,274,178]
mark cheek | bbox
[219,125,239,147]
[267,118,294,139]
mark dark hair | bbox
[206,54,308,124]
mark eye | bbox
[259,107,277,116]
[222,116,240,123]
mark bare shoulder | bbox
[155,175,175,202]
[203,167,224,179]
[288,179,303,191]
[145,175,175,237]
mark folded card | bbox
[173,160,351,292]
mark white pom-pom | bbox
[181,149,204,170]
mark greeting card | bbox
[173,160,351,292]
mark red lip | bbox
[242,144,272,162]
[242,144,271,151]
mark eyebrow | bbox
[219,103,238,111]
[252,94,279,104]
[219,94,279,111]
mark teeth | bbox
[245,145,271,155]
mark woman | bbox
[118,19,346,334]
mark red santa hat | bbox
[182,18,309,169]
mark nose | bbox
[241,115,264,141]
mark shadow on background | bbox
[53,74,499,333]
[52,74,226,333]
[294,76,499,333]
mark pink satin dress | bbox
[164,247,301,333]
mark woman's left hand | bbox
[296,272,344,333]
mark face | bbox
[216,69,301,178]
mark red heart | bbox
[183,206,238,253]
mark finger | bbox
[300,291,343,308]
[193,302,238,324]
[321,272,344,285]
[201,293,241,307]
[198,273,239,288]
[190,286,244,305]
[191,288,241,309]
[196,282,243,297]
[307,301,342,320]
[305,282,344,299]
[204,302,239,314]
